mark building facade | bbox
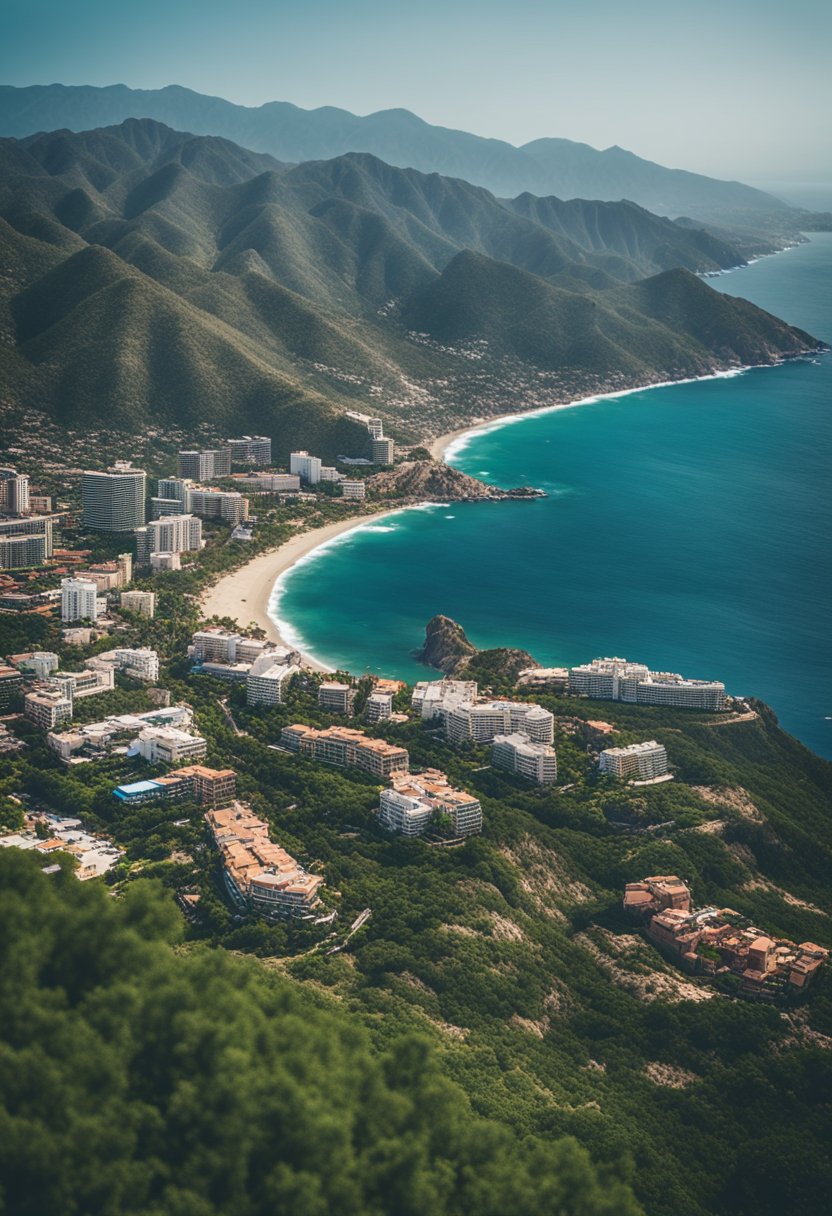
[82,465,146,531]
[492,733,558,784]
[60,577,100,623]
[599,740,668,780]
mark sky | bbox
[2,0,831,185]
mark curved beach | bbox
[199,510,398,671]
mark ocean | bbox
[273,233,832,757]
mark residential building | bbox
[0,813,123,880]
[346,411,385,440]
[135,515,202,565]
[0,516,54,560]
[365,691,394,722]
[187,487,249,526]
[206,803,323,919]
[150,496,186,519]
[49,666,114,700]
[281,724,409,779]
[132,726,207,765]
[246,655,300,706]
[289,451,322,485]
[371,437,395,465]
[411,679,479,720]
[318,681,356,715]
[599,740,668,780]
[231,472,300,493]
[82,464,146,531]
[29,495,52,513]
[444,699,555,745]
[0,666,23,710]
[623,875,693,917]
[569,657,726,711]
[61,577,100,623]
[114,765,236,808]
[89,648,160,683]
[24,684,73,730]
[117,552,132,584]
[341,479,366,501]
[0,467,30,515]
[47,704,193,761]
[120,590,156,618]
[8,651,59,679]
[319,466,343,483]
[150,552,181,571]
[0,532,48,569]
[176,448,232,481]
[157,477,192,505]
[383,769,483,838]
[228,435,272,466]
[492,733,558,784]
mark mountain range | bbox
[0,118,821,458]
[2,83,829,244]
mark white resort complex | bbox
[599,740,669,780]
[568,657,726,711]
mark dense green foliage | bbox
[0,850,641,1216]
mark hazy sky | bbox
[3,0,831,183]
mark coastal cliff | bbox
[368,460,544,503]
[418,614,539,681]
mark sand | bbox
[198,510,398,671]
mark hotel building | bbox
[133,726,207,765]
[25,684,73,730]
[365,691,394,722]
[135,515,203,565]
[0,467,30,515]
[176,448,232,481]
[341,479,366,501]
[370,437,395,465]
[599,740,668,780]
[246,655,300,706]
[382,769,483,838]
[444,699,555,746]
[120,590,156,618]
[281,724,409,779]
[318,681,356,715]
[289,451,322,485]
[187,488,249,526]
[569,657,726,711]
[0,532,48,570]
[492,733,558,785]
[0,516,54,562]
[206,803,324,919]
[228,436,272,466]
[60,577,101,623]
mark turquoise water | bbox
[274,234,832,757]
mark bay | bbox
[274,233,832,757]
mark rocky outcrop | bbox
[367,460,544,503]
[418,615,539,682]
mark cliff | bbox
[418,614,539,681]
[368,460,544,503]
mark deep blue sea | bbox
[274,233,832,757]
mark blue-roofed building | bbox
[113,779,165,804]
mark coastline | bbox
[199,510,402,671]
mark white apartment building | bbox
[25,685,73,730]
[176,448,232,480]
[0,467,30,515]
[445,700,555,746]
[341,480,366,501]
[82,464,146,532]
[61,577,101,623]
[289,451,322,485]
[365,691,394,722]
[568,657,726,711]
[318,681,356,715]
[120,590,156,618]
[50,666,114,700]
[411,679,479,720]
[228,436,272,466]
[187,488,249,526]
[90,648,160,683]
[378,789,434,837]
[492,733,558,785]
[135,515,202,565]
[132,726,207,765]
[599,740,669,781]
[246,656,301,706]
[150,552,181,571]
[233,473,300,493]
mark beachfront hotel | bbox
[135,515,203,566]
[340,479,366,500]
[381,769,483,838]
[492,733,558,785]
[281,724,409,779]
[599,740,668,780]
[207,803,324,919]
[445,699,555,746]
[318,681,356,715]
[176,448,232,481]
[568,657,726,711]
[246,654,301,706]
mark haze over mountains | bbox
[0,118,821,456]
[2,83,828,243]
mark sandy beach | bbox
[199,509,398,671]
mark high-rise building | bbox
[289,451,322,485]
[24,684,73,730]
[157,478,192,505]
[0,516,54,559]
[176,448,232,480]
[61,577,100,623]
[150,497,186,519]
[0,533,47,570]
[82,464,146,532]
[135,515,202,565]
[444,700,554,746]
[365,691,394,722]
[0,467,30,515]
[228,436,272,466]
[341,479,366,500]
[119,590,156,618]
[492,733,558,785]
[371,437,395,465]
[599,740,669,781]
[246,655,300,706]
[116,553,132,584]
[187,488,249,526]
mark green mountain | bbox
[0,120,822,456]
[2,83,826,241]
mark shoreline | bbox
[199,507,415,671]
